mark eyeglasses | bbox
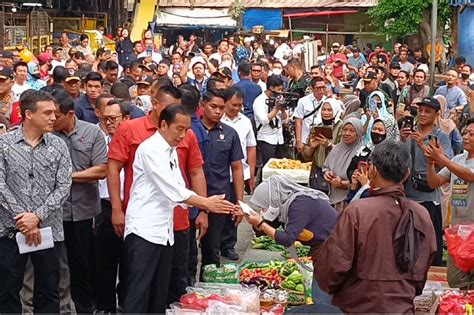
[314,86,326,90]
[251,69,262,72]
[100,114,122,124]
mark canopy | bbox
[243,9,282,31]
[156,8,237,28]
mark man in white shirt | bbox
[209,39,229,65]
[253,75,288,167]
[399,49,414,76]
[273,39,291,66]
[220,86,257,260]
[251,63,267,92]
[123,104,236,314]
[12,61,31,101]
[137,38,163,64]
[294,76,327,153]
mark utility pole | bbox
[429,0,438,95]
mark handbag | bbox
[410,141,435,193]
[309,167,329,194]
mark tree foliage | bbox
[367,0,451,39]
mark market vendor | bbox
[245,174,338,303]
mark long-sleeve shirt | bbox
[0,128,72,241]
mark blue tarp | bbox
[243,9,282,31]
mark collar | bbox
[155,130,174,154]
[65,117,80,137]
[222,112,242,123]
[144,112,158,131]
[368,184,405,198]
[12,126,49,146]
[200,119,223,131]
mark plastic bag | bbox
[445,225,474,273]
[438,291,474,315]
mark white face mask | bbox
[272,68,282,76]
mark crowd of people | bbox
[0,28,473,314]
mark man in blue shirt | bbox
[234,63,262,119]
[199,89,244,274]
[434,69,468,118]
[400,97,454,266]
[347,47,367,79]
[74,71,103,124]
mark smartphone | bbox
[312,126,333,139]
[146,45,152,57]
[402,116,414,131]
[357,161,369,173]
[428,134,439,146]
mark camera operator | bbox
[253,75,288,167]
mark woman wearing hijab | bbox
[434,95,463,155]
[301,98,343,193]
[135,95,152,114]
[361,91,399,144]
[26,62,46,90]
[433,95,463,227]
[341,94,361,119]
[346,119,389,203]
[245,175,338,303]
[323,117,364,212]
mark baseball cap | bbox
[38,52,53,64]
[0,51,14,59]
[64,71,81,83]
[351,46,360,52]
[362,72,377,81]
[53,47,63,54]
[213,67,232,80]
[331,42,340,48]
[137,76,154,86]
[0,66,14,80]
[389,62,401,69]
[416,97,441,111]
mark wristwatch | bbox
[256,220,266,229]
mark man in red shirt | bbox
[326,42,348,80]
[107,84,208,305]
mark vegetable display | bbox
[251,236,286,251]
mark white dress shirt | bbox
[293,93,327,144]
[125,131,196,245]
[257,80,267,92]
[137,51,163,64]
[221,113,257,180]
[97,128,124,200]
[253,92,284,145]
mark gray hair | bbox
[370,140,410,183]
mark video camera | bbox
[265,92,300,111]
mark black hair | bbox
[466,118,474,127]
[110,82,131,100]
[50,89,75,114]
[238,63,251,77]
[97,61,107,72]
[159,59,171,66]
[156,85,182,103]
[463,64,472,72]
[14,61,28,72]
[52,66,69,84]
[370,140,410,184]
[179,84,201,114]
[96,93,115,111]
[266,75,284,90]
[202,88,225,103]
[287,58,302,69]
[398,70,410,79]
[133,41,142,48]
[273,60,283,67]
[96,47,106,58]
[105,60,119,71]
[206,78,226,91]
[413,68,426,78]
[19,89,55,118]
[223,86,244,102]
[310,76,325,87]
[455,56,466,65]
[84,72,103,85]
[106,98,132,117]
[310,65,320,70]
[73,51,85,60]
[217,39,228,46]
[79,34,89,42]
[158,104,190,126]
[65,59,77,67]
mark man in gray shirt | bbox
[0,90,72,313]
[52,89,107,313]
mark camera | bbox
[265,92,300,111]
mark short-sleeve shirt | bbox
[55,119,108,221]
[434,85,468,115]
[294,93,327,144]
[438,152,474,224]
[74,95,99,124]
[175,129,204,231]
[200,121,244,197]
[234,79,262,119]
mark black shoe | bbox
[221,249,239,261]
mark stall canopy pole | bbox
[289,17,293,41]
[429,0,438,95]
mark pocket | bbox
[71,141,93,168]
[211,142,231,165]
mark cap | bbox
[137,76,154,86]
[53,47,63,54]
[64,71,81,83]
[389,62,401,69]
[362,72,377,81]
[38,52,53,63]
[213,67,232,80]
[351,46,360,52]
[0,51,14,59]
[331,42,340,48]
[416,97,441,111]
[244,37,252,43]
[0,66,14,80]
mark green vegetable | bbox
[281,280,296,290]
[295,284,304,293]
[287,270,303,284]
[251,243,267,249]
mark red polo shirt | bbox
[108,114,203,231]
